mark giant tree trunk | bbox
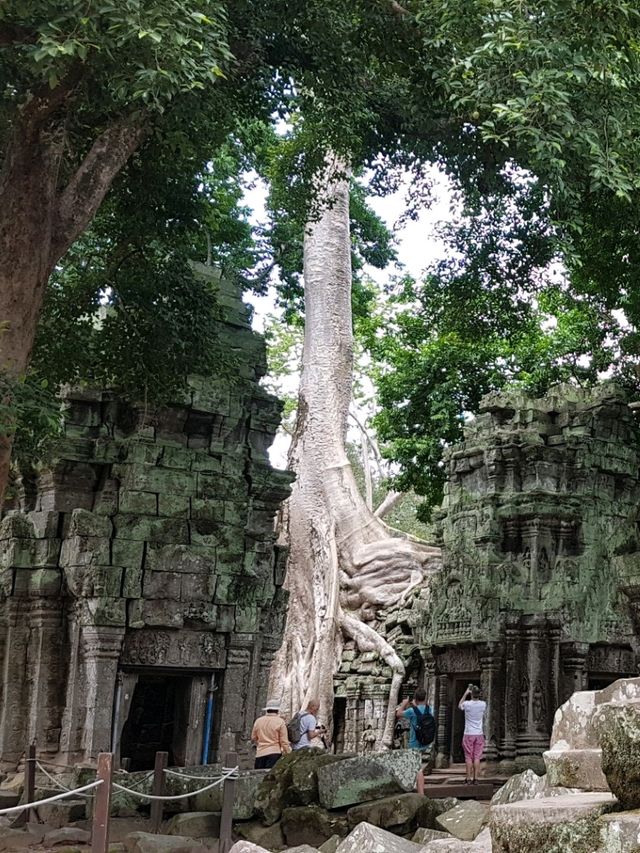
[270,160,441,747]
[0,86,145,506]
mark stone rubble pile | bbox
[230,676,640,853]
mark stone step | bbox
[422,783,494,800]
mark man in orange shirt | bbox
[251,699,291,769]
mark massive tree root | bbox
[269,160,441,748]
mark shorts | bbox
[462,734,485,762]
[254,753,281,769]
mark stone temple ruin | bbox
[335,384,640,769]
[0,266,292,771]
[3,264,640,781]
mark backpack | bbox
[412,705,436,747]
[287,711,310,744]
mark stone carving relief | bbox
[121,629,226,669]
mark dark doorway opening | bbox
[588,673,627,692]
[450,673,481,764]
[120,673,192,770]
[333,697,346,754]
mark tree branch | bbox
[374,490,405,519]
[50,114,147,264]
[389,0,409,15]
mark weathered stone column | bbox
[0,600,30,765]
[80,625,125,759]
[560,641,589,704]
[219,645,252,760]
[26,600,65,754]
[434,675,449,768]
[499,620,518,773]
[548,623,561,724]
[515,617,551,771]
[479,642,503,763]
[425,655,437,712]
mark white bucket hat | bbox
[263,698,281,712]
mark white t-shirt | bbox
[292,712,317,749]
[462,700,486,735]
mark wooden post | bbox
[11,743,36,828]
[219,751,237,853]
[149,750,168,834]
[91,752,113,853]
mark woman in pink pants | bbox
[458,685,487,784]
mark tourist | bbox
[250,699,291,769]
[458,684,487,784]
[289,699,325,750]
[396,688,436,795]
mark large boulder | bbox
[435,802,488,842]
[317,750,421,810]
[167,812,221,838]
[544,676,640,791]
[284,847,320,853]
[192,769,264,819]
[490,792,616,853]
[335,822,422,853]
[346,793,425,832]
[281,805,349,848]
[124,832,210,852]
[255,752,346,826]
[595,699,640,809]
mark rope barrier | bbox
[163,768,224,782]
[0,780,103,816]
[35,761,92,799]
[111,765,238,802]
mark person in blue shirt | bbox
[396,688,433,795]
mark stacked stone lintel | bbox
[0,265,293,769]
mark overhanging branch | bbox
[50,114,147,263]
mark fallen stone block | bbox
[124,831,210,852]
[544,676,640,792]
[595,699,640,809]
[256,752,342,826]
[412,827,451,844]
[229,843,270,853]
[317,750,421,810]
[44,825,92,846]
[491,769,580,805]
[192,769,264,819]
[335,822,422,853]
[282,804,349,847]
[34,798,86,827]
[346,792,424,832]
[544,747,607,791]
[598,809,640,851]
[415,798,458,829]
[490,791,616,853]
[284,847,319,853]
[435,801,488,842]
[167,811,221,838]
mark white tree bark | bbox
[269,158,441,748]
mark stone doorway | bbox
[450,673,480,764]
[115,669,213,770]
